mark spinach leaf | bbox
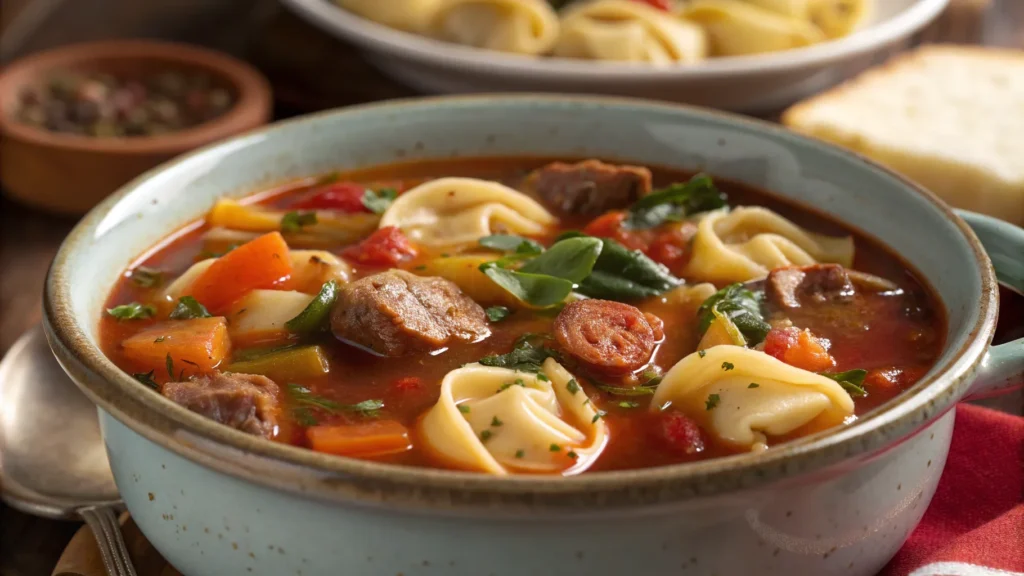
[478,336,560,373]
[169,296,212,320]
[820,369,869,397]
[518,236,603,283]
[577,238,681,300]
[479,264,574,308]
[362,188,398,214]
[479,234,544,255]
[697,283,770,346]
[485,306,510,322]
[281,211,317,233]
[623,174,727,230]
[129,266,163,288]
[107,302,156,321]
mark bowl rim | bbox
[280,0,949,79]
[0,39,272,155]
[43,94,996,511]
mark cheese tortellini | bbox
[651,346,855,449]
[430,0,561,55]
[333,0,442,32]
[682,207,855,284]
[379,177,557,248]
[683,0,825,57]
[419,358,607,475]
[553,0,707,64]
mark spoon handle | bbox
[78,506,139,576]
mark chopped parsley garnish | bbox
[485,306,510,322]
[566,379,581,395]
[280,211,317,233]
[286,384,384,418]
[705,394,721,410]
[132,370,158,389]
[567,450,578,460]
[165,354,174,379]
[169,296,211,320]
[820,369,869,397]
[536,373,550,382]
[618,401,640,409]
[592,409,607,423]
[480,430,494,442]
[154,336,166,343]
[549,443,561,452]
[479,335,560,373]
[515,449,525,459]
[491,416,503,427]
[722,362,735,371]
[698,349,706,358]
[748,382,760,388]
[107,302,156,320]
[129,266,163,288]
[362,188,398,214]
[458,405,471,414]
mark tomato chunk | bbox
[293,181,368,212]
[658,412,705,455]
[393,376,423,391]
[341,226,418,267]
[763,326,835,372]
[865,366,928,390]
[634,0,671,10]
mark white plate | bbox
[280,0,950,113]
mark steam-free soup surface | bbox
[99,158,945,475]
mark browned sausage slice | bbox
[554,299,663,376]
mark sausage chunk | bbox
[331,270,489,356]
[163,372,279,438]
[766,264,855,309]
[554,299,664,375]
[527,159,652,216]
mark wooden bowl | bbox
[0,40,272,215]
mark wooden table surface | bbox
[1,3,1022,575]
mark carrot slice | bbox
[188,232,292,313]
[121,317,231,375]
[307,420,412,458]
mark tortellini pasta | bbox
[553,0,707,64]
[379,177,557,248]
[333,0,442,32]
[683,0,825,57]
[419,358,607,475]
[429,0,561,55]
[809,0,872,39]
[651,346,855,449]
[682,206,854,284]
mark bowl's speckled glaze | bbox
[42,96,1023,576]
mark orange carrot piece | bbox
[307,420,412,458]
[188,232,292,313]
[121,317,231,375]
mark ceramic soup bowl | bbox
[43,96,1024,576]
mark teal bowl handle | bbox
[957,210,1024,399]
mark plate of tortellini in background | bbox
[281,0,948,111]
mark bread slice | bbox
[782,45,1024,227]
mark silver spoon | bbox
[0,325,138,576]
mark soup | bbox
[98,158,945,475]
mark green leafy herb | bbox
[479,336,560,374]
[623,174,727,230]
[232,344,300,363]
[285,280,339,333]
[557,234,681,300]
[705,393,721,410]
[281,211,317,233]
[722,362,734,371]
[480,263,575,309]
[549,443,561,452]
[294,407,318,427]
[362,188,398,214]
[697,283,771,346]
[198,243,239,260]
[132,370,159,390]
[515,449,525,459]
[480,430,494,442]
[567,450,578,460]
[618,401,640,409]
[165,354,174,379]
[154,336,166,343]
[344,399,386,413]
[518,237,603,283]
[286,384,384,415]
[566,379,581,395]
[593,379,660,396]
[536,373,550,382]
[592,409,607,424]
[479,234,544,255]
[698,349,707,358]
[458,404,471,414]
[169,296,212,320]
[821,369,869,397]
[748,382,760,388]
[130,266,163,288]
[491,416,503,427]
[107,302,156,321]
[485,306,510,322]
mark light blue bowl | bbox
[43,96,1024,576]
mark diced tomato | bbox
[865,366,928,390]
[584,211,627,238]
[763,326,836,372]
[647,223,697,271]
[341,226,418,267]
[293,181,369,212]
[633,0,672,10]
[658,412,705,455]
[393,376,423,391]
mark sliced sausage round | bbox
[554,299,663,375]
